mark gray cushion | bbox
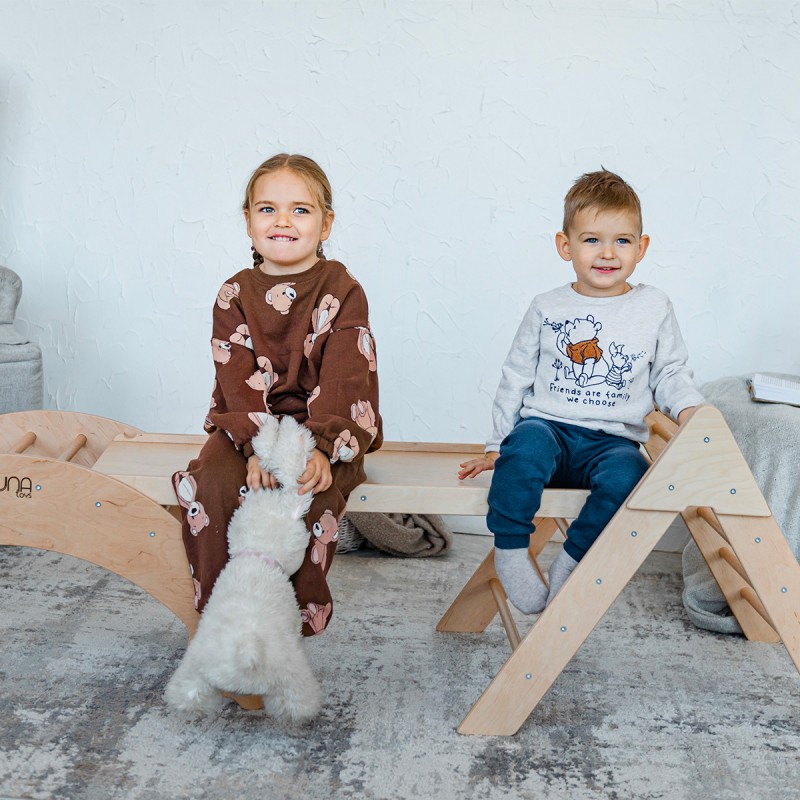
[0,266,43,411]
[0,265,28,345]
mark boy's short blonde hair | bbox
[563,169,643,235]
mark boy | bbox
[459,169,704,614]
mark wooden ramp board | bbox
[92,434,590,517]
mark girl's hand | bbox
[458,452,499,480]
[677,406,696,425]
[247,454,277,491]
[298,448,333,495]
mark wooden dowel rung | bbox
[11,431,37,454]
[488,578,521,650]
[650,421,675,443]
[528,550,548,588]
[740,586,775,629]
[718,546,748,582]
[554,518,570,537]
[697,506,727,539]
[57,434,88,462]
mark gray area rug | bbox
[1,535,798,800]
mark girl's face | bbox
[245,168,334,276]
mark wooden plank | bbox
[379,441,484,454]
[116,433,209,445]
[436,548,500,633]
[92,437,209,504]
[92,434,590,516]
[718,514,800,672]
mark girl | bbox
[173,153,382,636]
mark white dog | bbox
[164,415,322,723]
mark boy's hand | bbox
[458,452,500,480]
[247,454,278,491]
[677,406,695,425]
[298,448,333,495]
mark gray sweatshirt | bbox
[486,282,704,450]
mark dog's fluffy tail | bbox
[236,635,264,673]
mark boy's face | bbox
[555,207,649,298]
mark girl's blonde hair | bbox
[242,153,334,267]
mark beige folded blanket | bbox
[345,512,453,557]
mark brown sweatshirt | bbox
[205,258,382,462]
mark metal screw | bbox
[631,531,638,538]
[525,673,532,679]
[703,437,710,443]
[560,626,567,632]
[755,537,761,543]
[35,485,41,491]
[730,488,737,495]
[668,484,675,491]
[360,495,367,502]
[95,501,102,508]
[781,587,788,594]
[149,531,156,538]
[596,579,602,585]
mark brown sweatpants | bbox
[172,429,366,636]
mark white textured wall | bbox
[2,0,799,440]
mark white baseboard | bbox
[441,514,690,554]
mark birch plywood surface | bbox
[92,434,590,517]
[0,453,198,635]
[0,410,141,468]
[629,406,771,515]
[92,433,208,504]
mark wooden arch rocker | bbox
[0,411,201,635]
[437,405,800,735]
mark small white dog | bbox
[164,415,322,723]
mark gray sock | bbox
[494,548,548,614]
[546,548,579,606]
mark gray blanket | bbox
[345,512,453,558]
[682,374,800,633]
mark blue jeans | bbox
[487,417,649,561]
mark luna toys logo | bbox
[1,475,33,499]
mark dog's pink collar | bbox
[233,549,285,573]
